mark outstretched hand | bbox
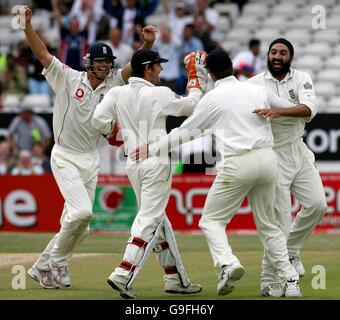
[130,144,149,161]
[253,108,281,121]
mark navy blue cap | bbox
[87,42,116,61]
[131,49,168,71]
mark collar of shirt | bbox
[128,76,155,87]
[214,75,238,88]
[264,68,294,83]
[81,71,108,92]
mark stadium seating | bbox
[325,56,340,69]
[295,55,324,71]
[304,42,332,58]
[21,94,52,113]
[315,96,328,112]
[242,3,271,18]
[1,0,340,113]
[327,97,340,112]
[214,3,239,23]
[318,69,340,85]
[314,82,337,99]
[2,94,21,112]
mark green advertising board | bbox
[91,176,137,230]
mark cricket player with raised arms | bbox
[19,5,157,289]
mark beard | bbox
[267,58,291,77]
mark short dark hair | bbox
[206,48,234,80]
[249,39,260,48]
[131,63,157,78]
[184,23,194,31]
[211,68,234,80]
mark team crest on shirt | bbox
[289,89,296,100]
[74,88,85,101]
[304,82,313,90]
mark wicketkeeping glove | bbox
[184,50,208,91]
[107,122,124,146]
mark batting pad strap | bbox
[153,241,169,253]
[119,261,136,272]
[128,236,148,249]
[164,266,178,275]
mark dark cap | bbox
[86,42,116,61]
[131,49,168,71]
[268,38,294,56]
[205,48,233,74]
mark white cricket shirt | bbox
[149,76,277,158]
[248,69,317,147]
[92,77,202,156]
[42,57,125,153]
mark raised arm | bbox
[21,6,53,69]
[120,25,157,83]
[159,51,207,117]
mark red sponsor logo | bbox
[74,88,85,100]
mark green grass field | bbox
[0,232,339,300]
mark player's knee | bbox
[198,217,209,233]
[310,199,327,216]
[77,210,93,223]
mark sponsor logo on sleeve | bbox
[304,82,313,90]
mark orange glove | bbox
[184,50,208,90]
[107,122,124,146]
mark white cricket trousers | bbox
[34,144,99,270]
[261,139,327,286]
[199,148,298,283]
[114,157,177,279]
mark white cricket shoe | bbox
[27,265,59,289]
[285,279,302,298]
[289,256,305,277]
[164,274,202,294]
[217,262,245,296]
[107,272,138,299]
[260,283,284,297]
[49,262,71,287]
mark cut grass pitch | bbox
[0,232,339,300]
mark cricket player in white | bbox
[92,49,207,299]
[20,5,157,289]
[132,48,303,297]
[249,38,327,297]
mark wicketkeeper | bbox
[92,48,208,299]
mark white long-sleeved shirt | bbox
[42,57,125,153]
[149,76,295,159]
[248,69,317,147]
[92,77,202,156]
